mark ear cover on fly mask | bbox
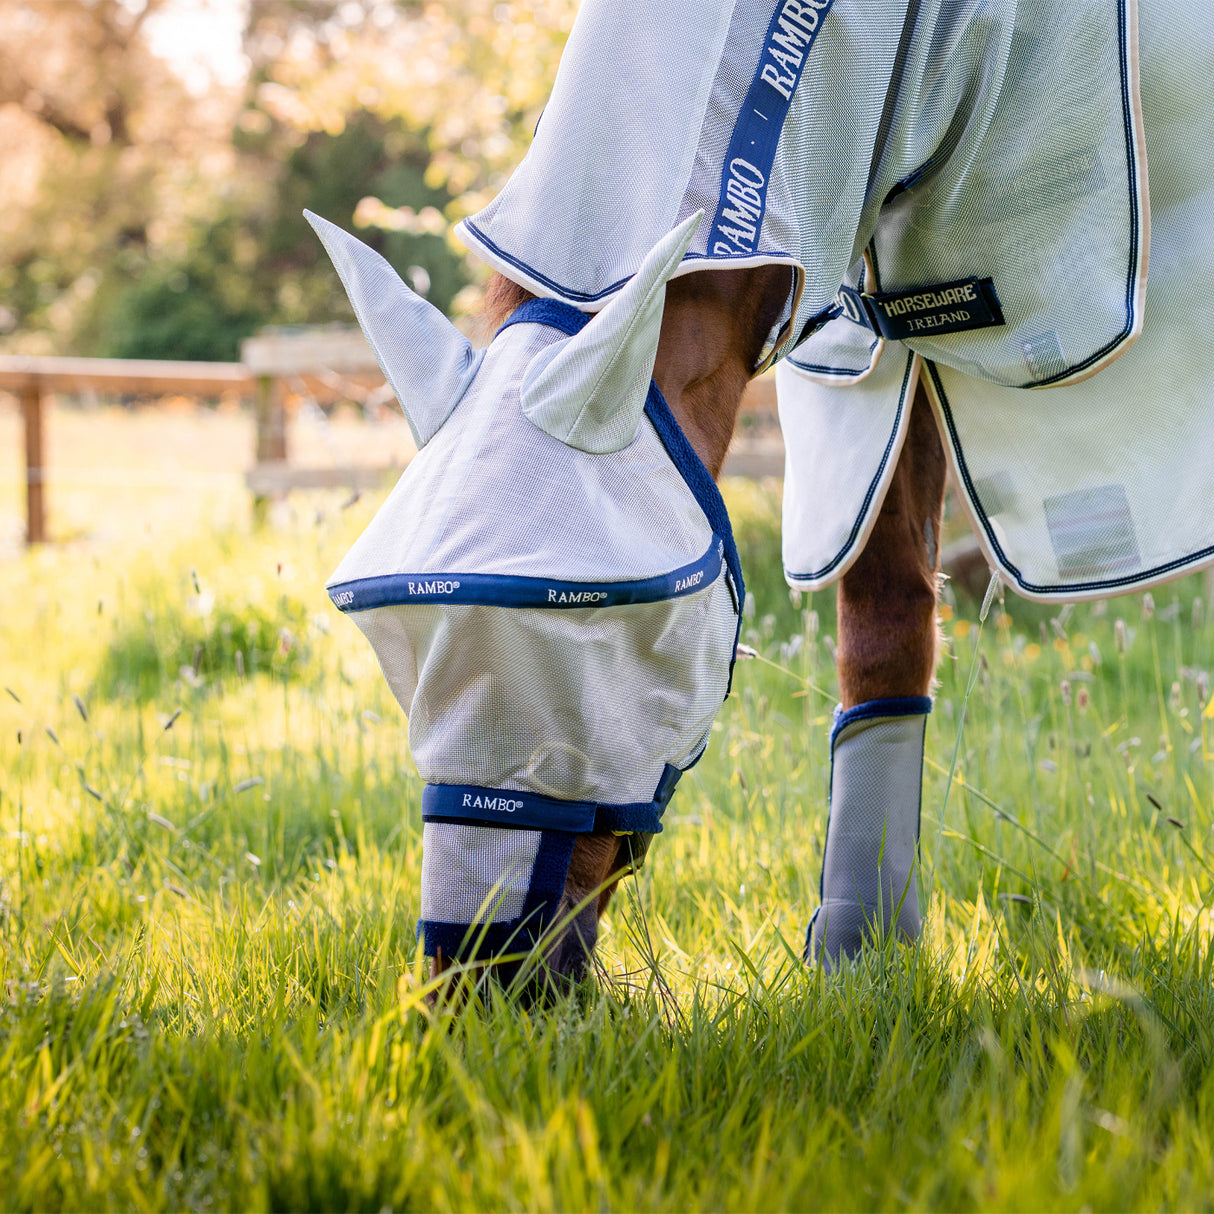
[518,211,701,453]
[807,697,930,969]
[304,209,484,448]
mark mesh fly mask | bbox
[307,212,743,962]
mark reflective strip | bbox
[328,539,724,613]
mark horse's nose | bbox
[426,831,632,1009]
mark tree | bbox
[0,0,234,353]
[249,0,579,311]
[108,110,466,360]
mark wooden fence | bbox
[0,345,782,545]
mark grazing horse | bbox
[311,0,1214,984]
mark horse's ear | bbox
[520,212,701,454]
[304,210,482,448]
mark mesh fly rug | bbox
[459,0,1214,602]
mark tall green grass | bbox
[2,482,1214,1211]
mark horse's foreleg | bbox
[809,380,947,967]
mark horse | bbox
[309,0,1214,990]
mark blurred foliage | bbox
[0,0,579,359]
[107,112,466,361]
[95,590,315,702]
[93,545,320,702]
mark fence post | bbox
[21,380,46,544]
[252,373,286,525]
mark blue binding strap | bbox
[419,829,576,962]
[422,763,684,836]
[328,539,724,614]
[708,0,835,259]
[830,696,933,747]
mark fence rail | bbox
[0,353,782,545]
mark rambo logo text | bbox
[710,0,834,258]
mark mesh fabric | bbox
[459,0,1145,386]
[809,703,927,968]
[420,822,542,924]
[327,311,739,807]
[782,1,1214,600]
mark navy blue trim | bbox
[419,829,576,962]
[830,696,932,748]
[784,348,915,583]
[869,0,1140,388]
[788,334,881,378]
[424,784,596,832]
[328,540,723,614]
[883,154,938,204]
[708,0,835,259]
[467,221,634,304]
[417,764,686,960]
[792,303,844,351]
[496,298,744,678]
[496,296,589,338]
[468,219,801,308]
[645,380,746,688]
[1024,0,1139,388]
[644,383,744,608]
[422,767,679,836]
[789,356,879,377]
[927,361,1214,596]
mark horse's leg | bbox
[808,380,947,967]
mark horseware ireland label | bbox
[835,278,1006,341]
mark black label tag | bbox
[836,277,1005,341]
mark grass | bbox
[3,476,1214,1210]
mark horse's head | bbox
[307,210,743,994]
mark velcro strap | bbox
[421,764,683,836]
[835,277,1004,341]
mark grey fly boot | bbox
[807,696,931,969]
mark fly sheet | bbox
[460,0,1214,601]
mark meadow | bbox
[3,444,1214,1210]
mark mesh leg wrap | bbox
[807,698,930,969]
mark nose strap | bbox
[421,763,681,835]
[807,697,931,970]
[418,765,683,962]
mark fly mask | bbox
[306,211,744,964]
